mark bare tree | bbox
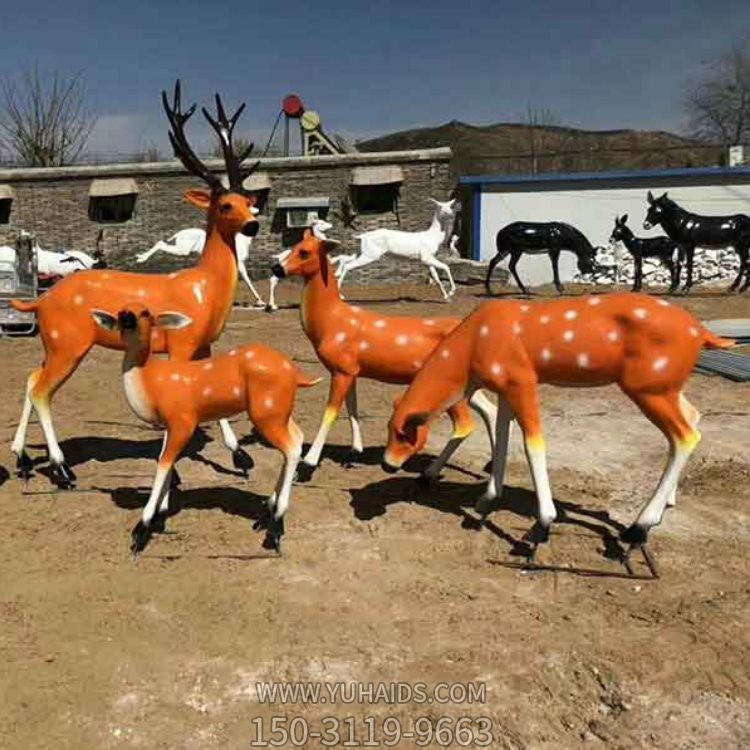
[522,106,561,175]
[0,67,96,167]
[684,42,750,145]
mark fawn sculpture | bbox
[383,293,733,576]
[92,304,315,554]
[272,228,496,481]
[10,81,260,488]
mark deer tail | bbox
[702,328,735,349]
[10,298,39,313]
[296,370,324,388]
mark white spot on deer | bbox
[171,373,180,382]
[359,340,369,351]
[607,330,620,343]
[413,360,423,369]
[479,325,489,337]
[563,330,575,343]
[577,353,590,369]
[689,326,699,338]
[264,396,274,409]
[520,304,530,313]
[137,289,146,298]
[156,375,164,383]
[202,386,213,397]
[349,317,358,326]
[657,299,670,307]
[282,361,292,371]
[334,331,347,343]
[541,348,552,362]
[73,294,84,305]
[233,386,241,397]
[245,350,255,359]
[424,319,436,326]
[168,273,178,279]
[440,348,450,359]
[540,315,550,325]
[203,362,213,371]
[634,308,647,319]
[182,376,191,384]
[350,305,362,312]
[192,282,204,305]
[374,320,386,329]
[512,322,522,335]
[229,349,237,356]
[653,356,669,372]
[564,310,578,321]
[491,362,503,376]
[50,329,59,340]
[395,334,409,346]
[587,297,601,306]
[101,273,110,280]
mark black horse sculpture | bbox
[610,214,684,293]
[644,191,750,293]
[485,221,598,295]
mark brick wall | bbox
[0,149,453,285]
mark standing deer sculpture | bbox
[10,81,260,488]
[335,198,457,300]
[644,191,750,294]
[272,228,497,482]
[383,293,733,577]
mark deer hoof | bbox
[170,468,182,488]
[475,494,501,517]
[50,461,77,489]
[130,521,152,558]
[264,304,278,313]
[295,462,316,483]
[16,451,34,482]
[232,447,255,476]
[620,524,648,546]
[263,516,285,555]
[151,512,167,534]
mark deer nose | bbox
[271,263,286,279]
[241,220,260,238]
[118,311,137,330]
[381,459,399,474]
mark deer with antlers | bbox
[90,303,317,555]
[383,293,733,576]
[271,228,497,481]
[10,81,260,488]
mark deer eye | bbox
[299,250,310,260]
[220,203,232,213]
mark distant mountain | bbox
[357,121,722,178]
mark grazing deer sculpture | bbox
[609,214,685,293]
[272,229,497,482]
[91,304,316,555]
[644,191,750,294]
[384,293,733,577]
[10,81,260,488]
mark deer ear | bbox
[621,214,628,224]
[91,309,118,331]
[302,227,314,240]
[184,189,212,210]
[155,311,193,329]
[647,191,655,205]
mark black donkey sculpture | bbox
[485,221,598,295]
[644,191,750,294]
[610,214,684,293]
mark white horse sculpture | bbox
[136,226,266,307]
[335,198,457,300]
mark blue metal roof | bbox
[459,164,750,187]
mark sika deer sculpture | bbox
[10,81,260,488]
[383,293,733,576]
[91,304,316,555]
[272,229,497,482]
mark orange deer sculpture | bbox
[383,293,733,576]
[10,82,260,488]
[272,229,497,481]
[91,304,317,554]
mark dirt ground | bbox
[1,280,749,749]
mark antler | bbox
[162,81,223,192]
[202,93,259,193]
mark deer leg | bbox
[476,395,514,517]
[427,256,456,297]
[420,398,475,484]
[336,253,378,294]
[345,384,364,460]
[550,250,563,294]
[131,419,194,557]
[266,250,291,311]
[426,262,450,300]
[508,252,530,296]
[299,373,354,480]
[11,370,39,481]
[28,347,89,489]
[666,259,678,294]
[633,257,643,292]
[666,393,702,509]
[620,390,699,577]
[736,248,750,293]
[682,247,695,293]
[484,248,509,296]
[502,382,555,559]
[237,259,265,307]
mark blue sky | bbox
[2,0,749,156]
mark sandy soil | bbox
[1,280,749,749]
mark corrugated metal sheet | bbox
[350,165,404,185]
[89,178,139,197]
[276,196,330,209]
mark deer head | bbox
[383,394,431,471]
[644,191,669,230]
[609,214,629,244]
[271,228,340,285]
[162,81,260,244]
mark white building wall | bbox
[479,182,750,287]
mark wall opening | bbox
[88,178,139,223]
[349,165,403,215]
[0,185,15,224]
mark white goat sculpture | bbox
[136,226,266,307]
[335,198,457,300]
